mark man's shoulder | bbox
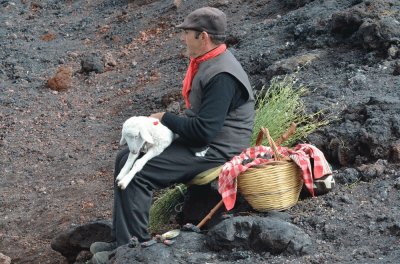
[202,50,243,73]
[201,49,249,86]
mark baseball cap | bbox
[176,7,227,36]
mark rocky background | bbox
[1,0,399,263]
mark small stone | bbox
[76,179,85,185]
[0,253,12,264]
[51,220,112,263]
[388,45,398,58]
[80,54,104,74]
[340,195,352,204]
[47,66,73,91]
[173,0,182,8]
[393,61,400,76]
[166,101,180,114]
[67,52,79,58]
[103,52,117,67]
[348,72,367,86]
[394,177,400,190]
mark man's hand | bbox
[150,112,165,121]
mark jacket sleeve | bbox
[161,72,244,147]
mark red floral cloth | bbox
[218,144,332,210]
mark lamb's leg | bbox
[116,152,139,183]
[117,147,164,190]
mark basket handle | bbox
[275,122,297,146]
[255,123,297,161]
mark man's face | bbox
[180,30,203,58]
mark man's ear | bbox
[139,127,154,144]
[120,135,127,145]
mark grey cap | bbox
[176,7,227,36]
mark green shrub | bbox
[251,74,331,146]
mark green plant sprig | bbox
[251,74,331,146]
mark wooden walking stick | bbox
[195,123,297,229]
[196,200,224,229]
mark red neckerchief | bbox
[182,44,227,108]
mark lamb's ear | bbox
[139,126,154,144]
[120,135,127,145]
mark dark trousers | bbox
[112,140,226,245]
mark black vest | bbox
[188,50,255,158]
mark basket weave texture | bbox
[238,127,303,212]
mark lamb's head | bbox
[120,117,154,154]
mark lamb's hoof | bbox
[118,181,127,190]
[116,174,124,182]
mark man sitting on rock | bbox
[90,6,255,264]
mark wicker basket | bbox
[237,127,303,212]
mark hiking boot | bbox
[91,251,112,264]
[90,241,117,254]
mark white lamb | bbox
[116,116,174,189]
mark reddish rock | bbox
[47,66,73,91]
[40,32,56,41]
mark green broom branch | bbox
[149,184,187,233]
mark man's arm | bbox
[154,72,245,147]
